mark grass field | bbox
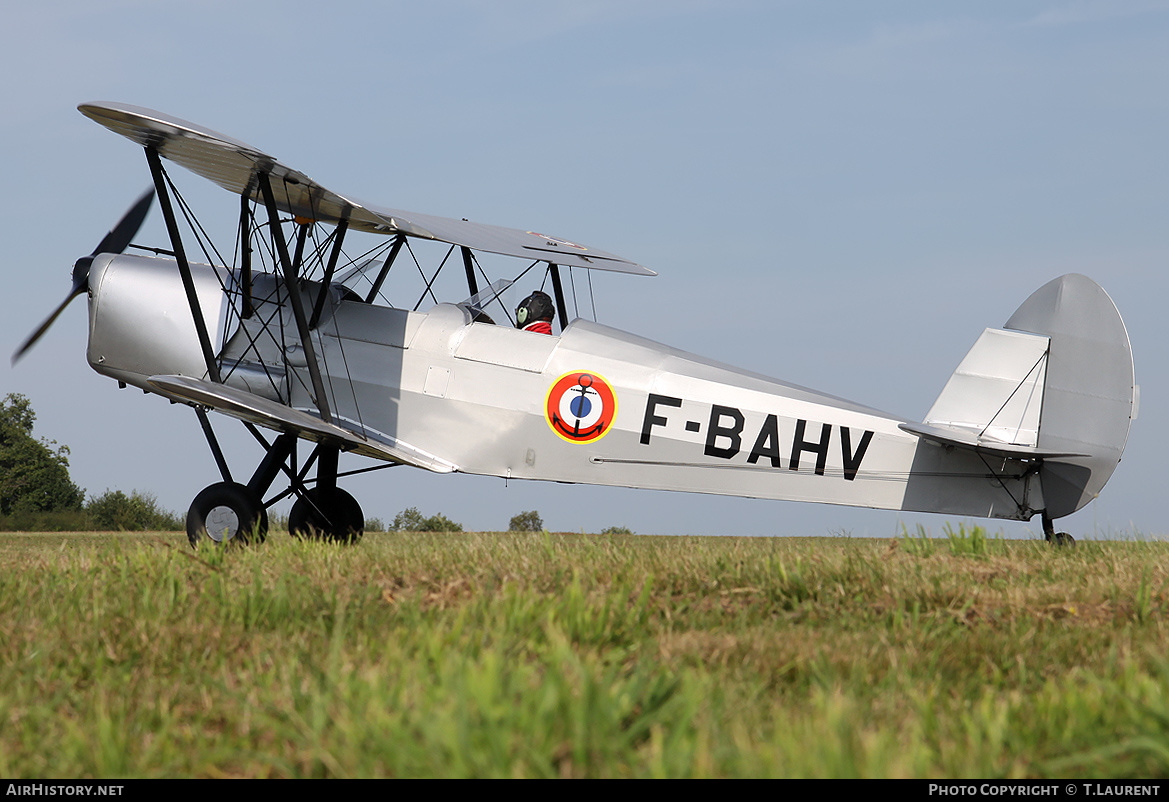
[2,527,1169,778]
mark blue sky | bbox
[2,1,1166,537]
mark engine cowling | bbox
[86,253,237,389]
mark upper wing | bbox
[79,102,654,276]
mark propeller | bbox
[12,189,154,365]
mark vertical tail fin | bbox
[901,274,1133,522]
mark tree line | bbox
[0,393,182,530]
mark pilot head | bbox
[515,291,554,329]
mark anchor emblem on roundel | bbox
[545,371,618,444]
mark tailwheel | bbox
[1041,513,1076,547]
[186,481,268,547]
[288,486,364,544]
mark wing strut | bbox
[257,171,333,423]
[365,234,405,303]
[548,264,570,333]
[310,214,349,329]
[145,147,223,384]
[239,191,255,319]
[461,246,479,298]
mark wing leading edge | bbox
[147,375,457,474]
[78,102,654,275]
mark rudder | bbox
[1004,274,1136,518]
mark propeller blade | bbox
[12,188,153,365]
[11,285,85,364]
[90,188,153,257]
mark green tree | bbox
[0,394,85,515]
[86,489,182,531]
[391,506,426,531]
[421,512,462,532]
[509,510,543,532]
[391,506,462,532]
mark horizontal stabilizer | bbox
[899,421,1086,460]
[147,375,456,474]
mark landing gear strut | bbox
[287,445,364,543]
[289,486,364,543]
[186,418,365,547]
[1042,513,1076,547]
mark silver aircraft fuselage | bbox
[85,252,1044,522]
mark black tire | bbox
[186,482,268,547]
[1053,532,1076,547]
[288,487,364,544]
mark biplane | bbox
[14,102,1137,546]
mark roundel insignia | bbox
[545,371,618,444]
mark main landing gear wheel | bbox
[288,487,364,544]
[186,481,268,547]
